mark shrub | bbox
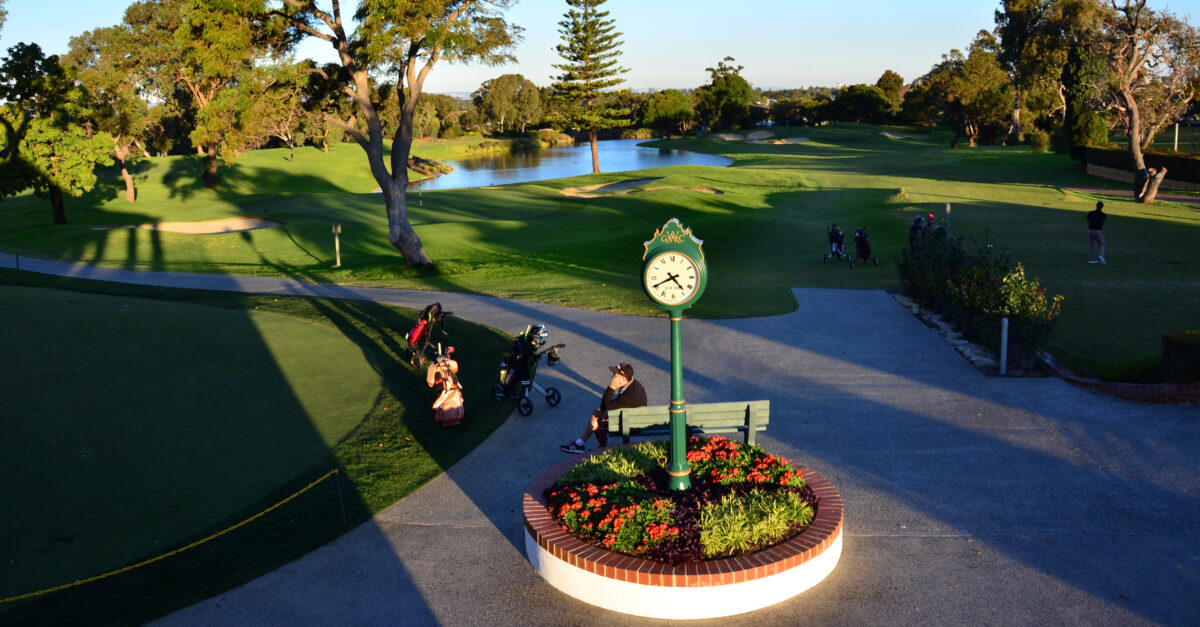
[899,232,1064,369]
[1162,330,1200,382]
[619,128,655,139]
[1026,129,1050,153]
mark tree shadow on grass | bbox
[0,269,418,625]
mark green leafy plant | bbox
[700,489,815,558]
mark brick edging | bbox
[1042,353,1200,405]
[522,452,844,587]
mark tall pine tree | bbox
[551,0,628,174]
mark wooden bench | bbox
[610,400,770,446]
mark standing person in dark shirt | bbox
[559,363,647,454]
[1087,201,1107,265]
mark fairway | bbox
[1,124,1198,374]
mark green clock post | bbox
[642,219,708,491]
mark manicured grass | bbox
[0,269,512,624]
[2,124,1197,375]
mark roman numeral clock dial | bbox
[644,251,700,307]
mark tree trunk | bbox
[1137,167,1167,203]
[203,143,219,189]
[383,187,432,264]
[1010,88,1022,140]
[121,162,136,202]
[588,128,600,173]
[114,143,135,202]
[1122,90,1157,204]
[50,186,66,225]
[288,139,295,163]
[380,94,431,265]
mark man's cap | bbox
[609,363,634,378]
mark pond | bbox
[408,138,731,191]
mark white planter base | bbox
[524,528,842,619]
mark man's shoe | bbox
[1088,259,1099,264]
[559,442,585,454]
[1099,256,1106,264]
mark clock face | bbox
[644,251,701,307]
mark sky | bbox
[3,0,1200,96]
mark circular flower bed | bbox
[545,436,818,564]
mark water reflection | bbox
[408,138,731,191]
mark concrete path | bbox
[6,255,1199,625]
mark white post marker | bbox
[332,223,342,267]
[1175,123,1179,152]
[1000,317,1009,376]
[945,202,951,238]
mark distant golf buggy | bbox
[404,302,452,368]
[491,324,565,416]
[823,223,849,263]
[850,227,880,268]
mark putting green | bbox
[0,286,379,597]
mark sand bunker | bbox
[91,217,283,235]
[714,132,745,141]
[560,177,663,197]
[746,130,775,140]
[880,131,912,140]
[560,178,725,198]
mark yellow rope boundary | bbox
[1,469,341,605]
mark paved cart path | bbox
[4,254,1198,626]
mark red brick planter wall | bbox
[1043,354,1200,405]
[522,453,844,587]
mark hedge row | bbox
[1085,147,1200,183]
[899,232,1064,370]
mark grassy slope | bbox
[0,270,513,623]
[1,124,1197,371]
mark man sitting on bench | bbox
[559,363,647,454]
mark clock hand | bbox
[669,275,685,289]
[652,273,679,288]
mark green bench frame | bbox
[610,400,770,446]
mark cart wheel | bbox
[491,385,505,403]
[546,387,562,406]
[517,397,534,416]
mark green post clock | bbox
[642,219,708,491]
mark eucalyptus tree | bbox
[550,0,628,173]
[475,73,541,134]
[0,43,114,224]
[1095,0,1200,203]
[64,25,162,202]
[642,89,695,137]
[214,61,313,162]
[122,0,292,188]
[694,57,753,129]
[265,0,522,265]
[874,69,905,114]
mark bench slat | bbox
[613,400,770,446]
